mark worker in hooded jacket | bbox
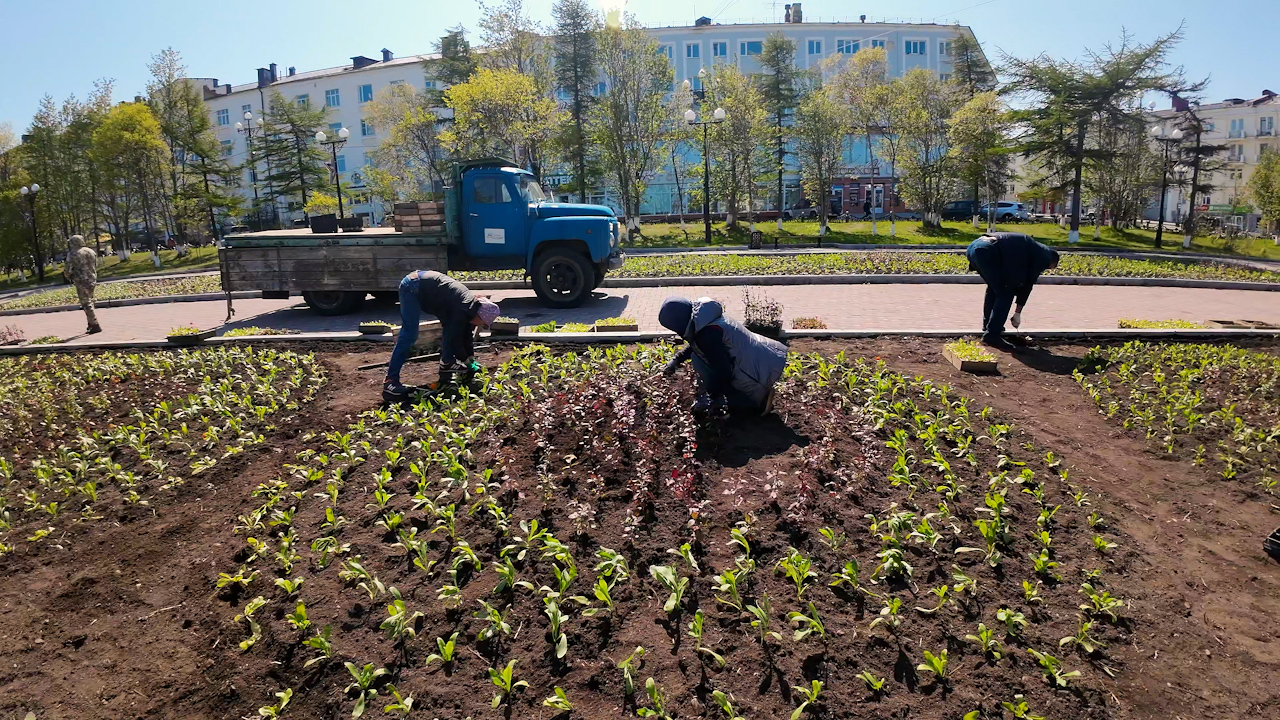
[658,296,788,415]
[63,234,101,334]
[965,232,1059,351]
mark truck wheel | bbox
[303,291,365,315]
[532,251,591,308]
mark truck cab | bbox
[448,159,623,307]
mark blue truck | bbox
[219,158,625,314]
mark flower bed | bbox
[0,275,223,311]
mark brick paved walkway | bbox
[3,283,1278,346]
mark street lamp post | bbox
[1150,125,1184,249]
[18,184,43,282]
[683,79,726,246]
[235,112,262,228]
[315,128,351,219]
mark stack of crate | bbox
[393,201,445,233]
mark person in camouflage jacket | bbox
[63,235,101,334]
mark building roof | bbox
[1157,90,1278,115]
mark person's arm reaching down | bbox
[664,344,694,375]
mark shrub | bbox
[223,326,301,337]
[946,339,996,362]
[596,316,637,326]
[1117,318,1206,329]
[558,322,594,333]
[743,289,783,334]
[29,336,62,345]
[528,321,557,333]
[792,317,827,330]
[0,325,26,345]
[168,326,205,336]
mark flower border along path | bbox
[3,251,1277,315]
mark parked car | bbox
[784,200,818,220]
[980,201,1030,221]
[941,200,983,221]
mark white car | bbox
[980,201,1030,222]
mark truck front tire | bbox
[531,251,591,308]
[303,291,366,315]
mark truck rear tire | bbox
[531,251,591,308]
[303,291,365,315]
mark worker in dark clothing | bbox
[862,198,873,220]
[965,233,1060,351]
[658,296,788,415]
[384,270,500,398]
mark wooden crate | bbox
[943,346,999,374]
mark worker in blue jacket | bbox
[658,296,788,415]
[965,232,1060,351]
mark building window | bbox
[216,109,229,126]
[361,119,375,137]
[335,154,346,173]
[324,89,340,107]
[1229,118,1244,138]
[424,80,437,90]
[940,73,952,82]
[1229,143,1244,161]
[296,94,309,107]
[659,44,673,59]
[221,139,233,157]
[329,122,342,134]
[691,77,703,91]
[249,169,257,183]
[807,40,821,54]
[592,82,606,96]
[836,39,858,55]
[359,84,373,102]
[939,41,953,57]
[871,39,885,49]
[712,41,727,57]
[1261,116,1275,137]
[740,40,763,56]
[241,104,252,115]
[905,41,926,55]
[686,44,699,58]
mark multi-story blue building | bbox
[192,12,986,225]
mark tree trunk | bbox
[1068,122,1087,243]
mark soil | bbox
[0,338,1276,720]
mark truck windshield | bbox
[519,176,548,203]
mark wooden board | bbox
[943,346,999,374]
[220,245,448,293]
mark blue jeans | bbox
[967,240,1014,341]
[386,276,421,383]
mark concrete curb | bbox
[0,291,259,317]
[3,327,1275,356]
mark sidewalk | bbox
[3,283,1278,346]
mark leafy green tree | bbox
[1247,147,1280,235]
[948,32,996,99]
[896,69,963,228]
[257,91,331,218]
[1002,28,1200,243]
[758,33,803,229]
[91,101,171,260]
[948,91,1013,229]
[589,16,672,231]
[365,84,451,199]
[440,68,559,169]
[428,26,479,98]
[704,64,770,229]
[1085,107,1161,230]
[793,84,848,237]
[1173,110,1228,245]
[830,48,899,235]
[553,0,600,202]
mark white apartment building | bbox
[191,12,985,225]
[1153,90,1280,232]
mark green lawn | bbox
[626,219,1280,260]
[0,246,221,293]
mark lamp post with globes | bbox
[18,184,44,282]
[683,72,726,245]
[235,112,263,227]
[1150,124,1184,249]
[316,128,351,220]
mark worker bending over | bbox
[965,232,1059,351]
[658,296,787,415]
[384,270,499,399]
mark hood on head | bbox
[658,297,693,337]
[68,234,84,251]
[690,297,724,334]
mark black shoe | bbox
[982,336,1017,352]
[383,380,408,397]
[1005,335,1031,347]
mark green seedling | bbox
[791,680,823,719]
[235,596,268,651]
[713,566,746,611]
[1092,535,1118,554]
[687,609,725,667]
[965,623,1004,660]
[595,547,631,583]
[493,558,517,593]
[274,576,305,596]
[574,576,615,617]
[787,602,826,642]
[711,690,745,720]
[474,600,512,642]
[1030,550,1059,579]
[1059,617,1107,654]
[997,608,1028,637]
[257,688,293,719]
[1079,583,1125,622]
[425,632,459,667]
[343,662,388,718]
[776,547,817,598]
[916,649,949,682]
[915,584,954,615]
[437,569,462,608]
[667,542,700,573]
[818,527,846,551]
[216,566,257,589]
[542,686,573,711]
[636,677,672,719]
[286,601,310,631]
[1001,694,1047,720]
[545,599,569,659]
[1027,648,1081,687]
[1023,579,1044,604]
[616,646,646,696]
[303,625,334,667]
[380,588,423,644]
[382,685,416,717]
[488,659,529,708]
[871,547,914,581]
[501,519,548,561]
[649,564,688,615]
[870,596,904,635]
[856,670,886,696]
[951,567,979,597]
[829,559,863,594]
[746,593,782,644]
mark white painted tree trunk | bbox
[1068,230,1080,244]
[151,251,162,267]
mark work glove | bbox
[1010,311,1022,329]
[662,360,678,377]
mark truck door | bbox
[462,172,526,265]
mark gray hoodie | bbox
[686,298,788,405]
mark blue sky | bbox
[1,0,1275,133]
